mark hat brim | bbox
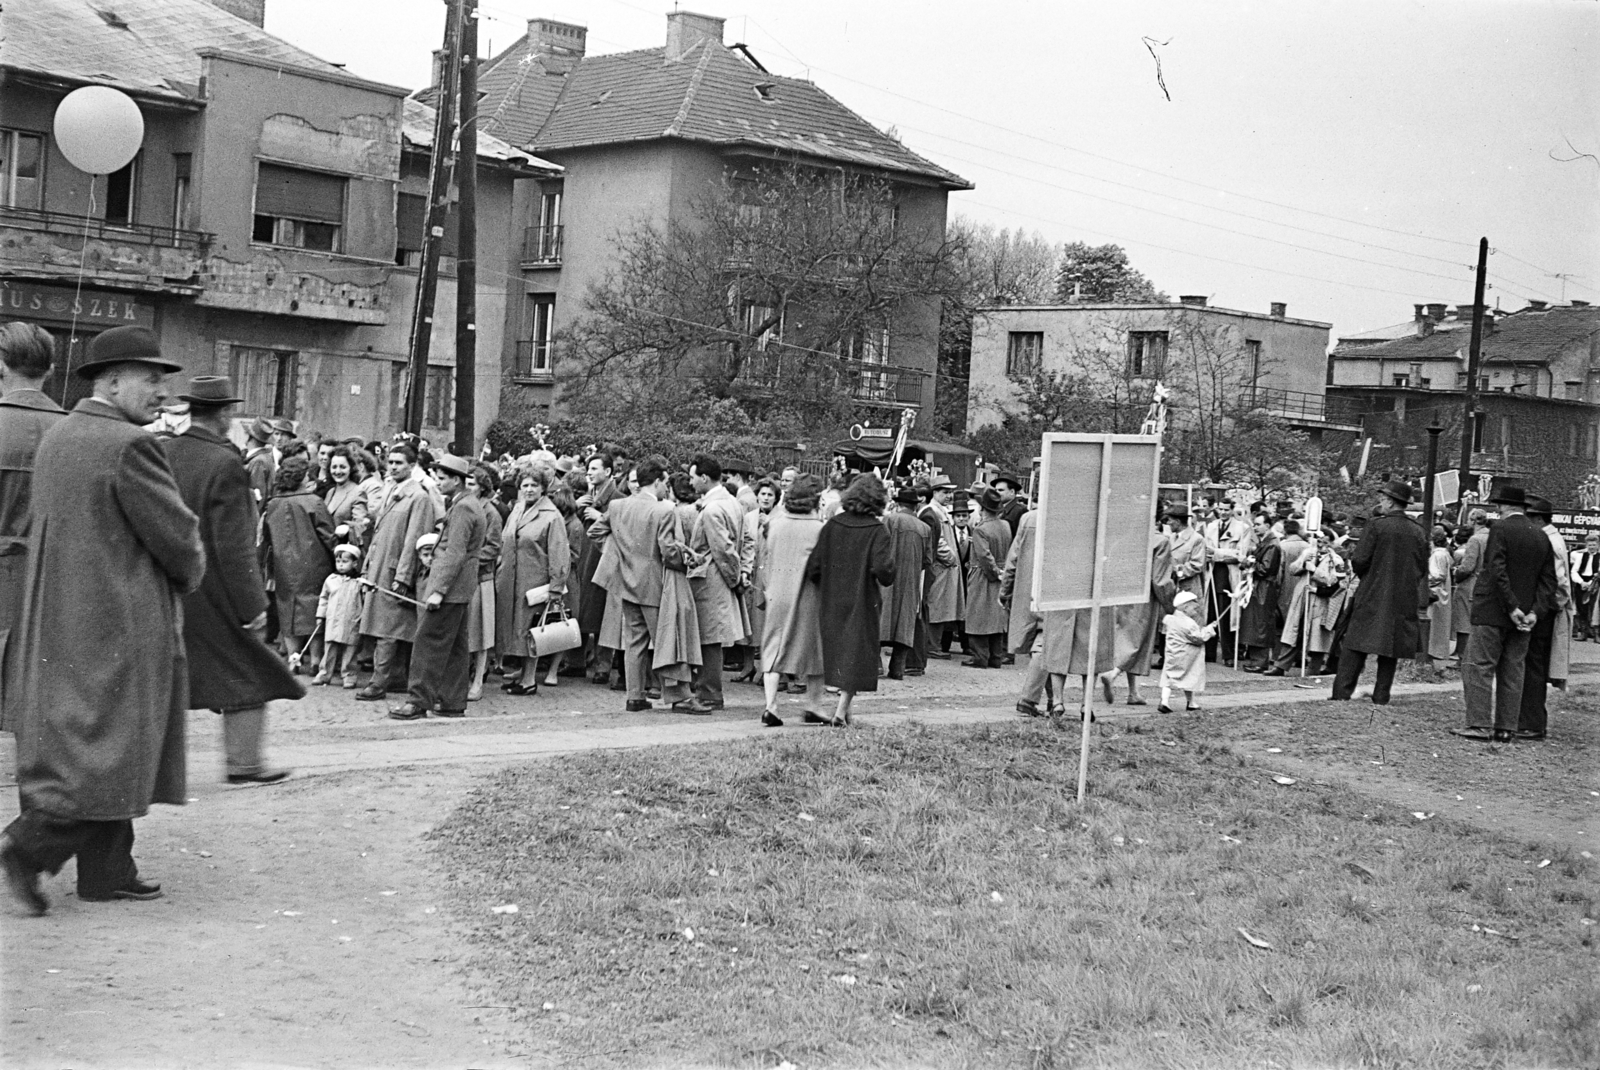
[73,355,185,380]
[177,394,244,406]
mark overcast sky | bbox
[265,0,1598,340]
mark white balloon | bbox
[53,86,145,175]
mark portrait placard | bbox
[1031,434,1160,611]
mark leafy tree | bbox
[1054,241,1167,303]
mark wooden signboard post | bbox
[1032,433,1161,801]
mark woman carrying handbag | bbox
[493,465,570,695]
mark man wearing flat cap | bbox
[1453,486,1556,741]
[1331,479,1428,704]
[164,376,301,784]
[0,322,65,733]
[389,453,486,720]
[1,326,205,915]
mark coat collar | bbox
[0,388,64,413]
[74,395,136,423]
[831,510,881,528]
[181,424,238,452]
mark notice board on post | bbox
[1032,433,1161,612]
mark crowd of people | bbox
[0,321,1575,915]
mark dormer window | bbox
[753,83,776,102]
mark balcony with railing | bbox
[521,225,563,267]
[514,339,554,381]
[1245,385,1362,431]
[0,205,212,291]
[737,349,928,408]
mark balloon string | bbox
[63,182,96,401]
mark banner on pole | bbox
[1032,433,1160,612]
[1433,469,1461,505]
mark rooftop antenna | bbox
[1550,273,1574,302]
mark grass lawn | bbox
[430,719,1598,1069]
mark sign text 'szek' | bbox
[1032,434,1160,612]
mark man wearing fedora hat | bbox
[963,486,1013,668]
[1454,485,1557,741]
[244,416,276,511]
[0,326,206,915]
[1164,502,1209,604]
[880,485,933,681]
[389,453,486,721]
[164,376,302,783]
[0,322,65,734]
[1330,480,1429,704]
[991,473,1027,536]
[1516,495,1570,741]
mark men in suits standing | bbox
[0,323,64,733]
[1513,496,1568,741]
[589,457,702,712]
[1453,486,1557,742]
[389,454,486,721]
[1330,481,1429,704]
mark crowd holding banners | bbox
[0,315,1591,917]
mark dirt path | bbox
[2,766,536,1070]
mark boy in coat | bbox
[389,456,486,720]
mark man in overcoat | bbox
[165,376,302,783]
[1517,496,1569,741]
[963,487,1014,668]
[589,458,703,712]
[243,416,276,511]
[992,474,1028,536]
[1239,513,1283,672]
[390,455,485,720]
[0,326,204,915]
[0,322,65,732]
[576,450,620,682]
[1330,481,1429,704]
[880,486,933,680]
[687,455,748,710]
[1453,486,1556,741]
[1164,503,1209,604]
[922,480,965,656]
[355,443,441,699]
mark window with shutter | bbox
[253,163,345,252]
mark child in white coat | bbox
[315,544,367,688]
[1160,591,1217,713]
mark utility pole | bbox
[452,0,478,457]
[403,0,464,438]
[1455,237,1489,493]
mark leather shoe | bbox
[387,703,428,721]
[226,769,291,784]
[927,650,951,660]
[1516,729,1546,740]
[960,659,990,668]
[624,699,653,712]
[355,684,388,701]
[434,708,466,719]
[761,710,784,727]
[0,835,47,916]
[672,698,715,715]
[80,878,163,903]
[1262,666,1285,677]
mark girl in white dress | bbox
[1160,591,1217,713]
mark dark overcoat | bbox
[262,488,337,636]
[1239,535,1282,648]
[1342,512,1429,658]
[165,427,305,711]
[575,477,620,636]
[16,398,204,820]
[879,509,932,645]
[0,389,64,731]
[805,510,895,692]
[1470,512,1557,628]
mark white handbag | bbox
[528,597,582,655]
[524,583,551,608]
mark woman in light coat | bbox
[323,445,370,546]
[1424,526,1454,664]
[760,474,827,725]
[494,465,570,695]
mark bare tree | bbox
[559,162,965,432]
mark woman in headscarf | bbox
[758,473,827,726]
[493,464,570,695]
[261,455,336,674]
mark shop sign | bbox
[0,281,155,328]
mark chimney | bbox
[206,0,264,25]
[1574,299,1592,308]
[1527,299,1548,311]
[526,18,587,74]
[1426,302,1448,322]
[432,48,446,87]
[1178,295,1208,307]
[666,11,725,61]
[1269,301,1287,319]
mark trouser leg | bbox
[410,604,470,710]
[1461,626,1502,730]
[221,705,266,776]
[694,643,724,705]
[1494,628,1530,733]
[622,602,652,703]
[1519,617,1553,735]
[1330,650,1367,699]
[908,614,930,672]
[371,637,405,691]
[1370,656,1398,704]
[1018,652,1048,706]
[3,812,136,897]
[338,642,360,686]
[886,643,909,678]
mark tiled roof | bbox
[474,35,970,189]
[1332,305,1600,365]
[402,97,560,172]
[1,0,353,102]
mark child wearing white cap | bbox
[315,544,367,688]
[1160,590,1217,713]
